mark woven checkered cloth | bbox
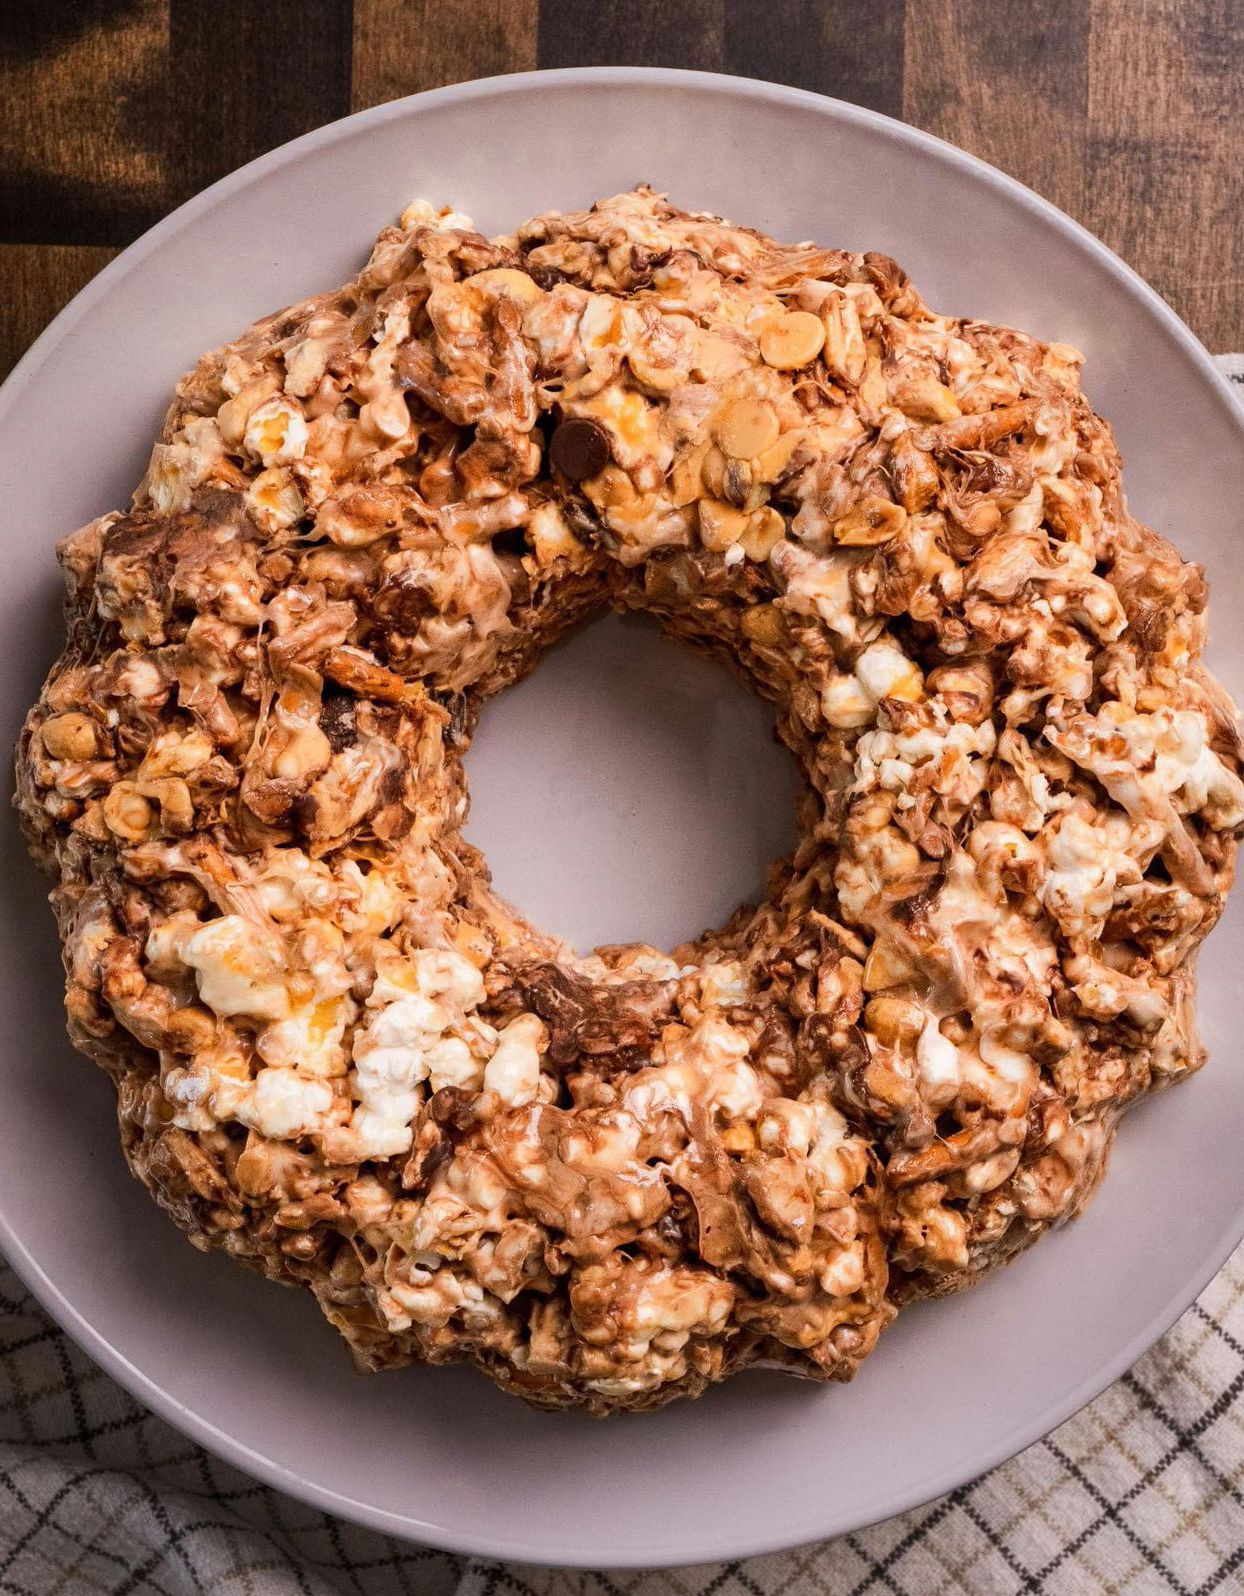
[2,360,1243,1596]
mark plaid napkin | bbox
[2,358,1243,1596]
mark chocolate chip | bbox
[491,527,527,557]
[318,688,357,752]
[428,1087,478,1132]
[563,498,603,546]
[549,416,611,482]
[525,262,566,292]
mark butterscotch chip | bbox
[712,397,781,459]
[628,313,694,391]
[759,310,826,370]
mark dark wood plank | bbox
[538,0,724,71]
[353,0,537,107]
[1,0,1243,367]
[167,0,352,208]
[0,0,167,247]
[0,244,115,378]
[903,0,1090,219]
[1086,0,1244,353]
[724,0,905,119]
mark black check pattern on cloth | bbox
[2,1246,1244,1595]
[1,362,1242,1596]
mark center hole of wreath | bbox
[465,611,801,954]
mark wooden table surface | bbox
[2,0,1241,378]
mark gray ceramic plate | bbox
[1,68,1242,1568]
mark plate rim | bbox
[2,64,1243,1567]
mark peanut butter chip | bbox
[550,417,611,482]
[713,398,781,460]
[759,310,826,370]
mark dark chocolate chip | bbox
[491,527,527,557]
[562,498,603,546]
[549,416,611,482]
[318,689,357,752]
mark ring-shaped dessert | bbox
[16,190,1242,1412]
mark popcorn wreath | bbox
[16,190,1242,1411]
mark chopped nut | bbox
[102,784,156,842]
[833,496,908,546]
[699,443,730,498]
[468,267,544,305]
[859,355,888,408]
[698,498,750,552]
[40,712,96,761]
[740,603,786,645]
[738,505,785,561]
[668,441,711,506]
[821,292,867,384]
[894,377,961,423]
[754,430,801,483]
[271,725,333,780]
[720,1125,756,1153]
[862,940,917,992]
[888,435,939,512]
[359,392,410,442]
[593,463,638,508]
[864,995,925,1046]
[165,1005,217,1052]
